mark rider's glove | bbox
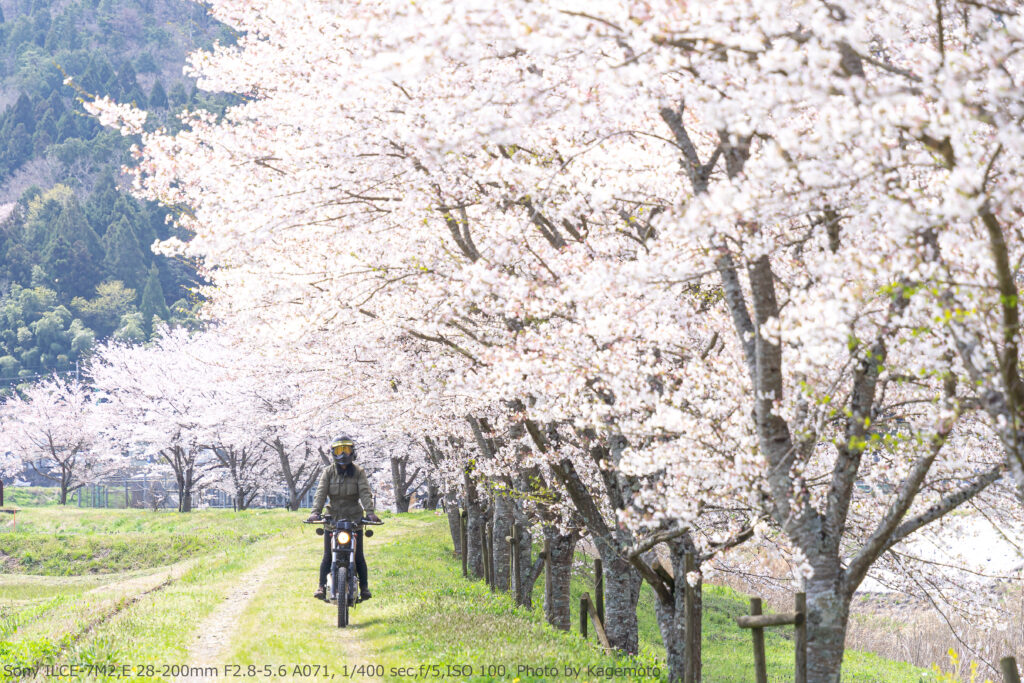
[307,513,322,522]
[367,512,381,523]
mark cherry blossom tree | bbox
[0,376,114,504]
[85,0,1024,679]
[88,329,228,512]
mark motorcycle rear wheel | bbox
[335,567,349,628]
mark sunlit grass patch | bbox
[1,508,295,575]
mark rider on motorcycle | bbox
[307,435,380,601]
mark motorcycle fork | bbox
[332,539,354,603]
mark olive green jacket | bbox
[312,463,375,520]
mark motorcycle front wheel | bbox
[335,567,349,627]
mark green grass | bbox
[63,533,299,683]
[0,507,296,575]
[554,554,929,683]
[223,511,934,682]
[3,486,58,507]
[0,508,939,682]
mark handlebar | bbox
[302,517,384,525]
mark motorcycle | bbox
[305,515,383,627]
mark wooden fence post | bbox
[483,523,493,588]
[749,598,768,683]
[581,591,611,650]
[460,510,467,578]
[488,522,495,588]
[543,537,551,613]
[580,595,588,639]
[1002,657,1022,683]
[795,592,807,683]
[736,593,805,683]
[594,558,604,625]
[481,523,488,585]
[508,527,519,600]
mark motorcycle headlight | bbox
[335,530,352,546]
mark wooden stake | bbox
[1002,657,1022,683]
[579,595,588,638]
[795,592,807,683]
[594,558,604,625]
[582,590,611,650]
[543,537,551,615]
[509,527,519,600]
[460,510,467,578]
[750,598,768,683]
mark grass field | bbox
[3,486,58,507]
[0,504,941,682]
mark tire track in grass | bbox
[22,564,194,682]
[218,516,421,682]
[176,554,284,682]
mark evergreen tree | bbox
[168,81,188,107]
[112,195,155,250]
[45,90,64,118]
[101,216,146,290]
[10,93,34,133]
[42,231,97,298]
[32,110,56,152]
[140,263,170,336]
[5,122,33,170]
[6,17,32,50]
[117,62,138,95]
[86,168,119,233]
[126,85,147,108]
[149,79,168,109]
[55,111,77,142]
[42,199,103,297]
[135,52,158,73]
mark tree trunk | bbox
[178,465,193,513]
[445,491,462,557]
[59,462,73,505]
[491,494,513,591]
[805,560,850,683]
[274,439,308,511]
[423,482,441,510]
[600,554,642,654]
[391,456,418,513]
[651,538,702,683]
[513,518,536,607]
[235,485,249,510]
[543,526,577,630]
[465,473,484,579]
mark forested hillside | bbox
[0,0,224,384]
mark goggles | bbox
[331,442,354,456]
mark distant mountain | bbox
[0,0,227,386]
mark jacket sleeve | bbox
[358,467,375,514]
[311,467,330,514]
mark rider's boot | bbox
[313,585,326,600]
[359,585,372,601]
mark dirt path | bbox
[334,614,378,681]
[176,554,284,682]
